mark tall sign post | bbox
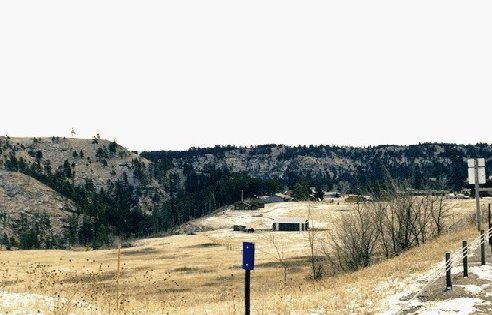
[468,158,486,231]
[242,242,255,315]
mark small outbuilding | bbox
[272,218,309,231]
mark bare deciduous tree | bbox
[429,192,452,236]
[324,203,380,272]
[324,180,453,272]
[258,234,289,284]
[307,202,324,280]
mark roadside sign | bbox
[468,158,486,185]
[468,158,485,168]
[468,167,486,185]
[468,157,487,231]
[242,242,255,270]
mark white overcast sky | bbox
[1,1,491,151]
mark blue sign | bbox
[242,242,255,270]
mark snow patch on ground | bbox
[0,291,93,315]
[407,298,487,315]
[383,263,492,314]
[381,289,422,315]
[378,262,445,315]
[0,291,56,314]
[469,265,492,281]
[192,202,334,232]
[380,246,492,314]
[455,284,490,294]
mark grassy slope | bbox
[0,201,484,314]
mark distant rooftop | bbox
[274,217,307,224]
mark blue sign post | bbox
[242,242,254,315]
[243,242,255,270]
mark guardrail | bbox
[396,221,492,315]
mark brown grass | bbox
[0,200,486,314]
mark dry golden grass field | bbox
[0,199,488,314]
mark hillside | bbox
[0,136,283,248]
[0,136,165,212]
[0,136,169,247]
[142,143,492,191]
[0,170,78,247]
[2,137,492,249]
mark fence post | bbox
[116,243,121,314]
[489,204,492,253]
[481,230,486,266]
[463,240,468,277]
[446,252,452,290]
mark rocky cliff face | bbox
[142,143,492,191]
[186,147,356,179]
[0,170,77,243]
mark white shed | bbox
[272,218,309,231]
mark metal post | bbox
[481,230,486,266]
[245,270,250,315]
[463,241,468,277]
[242,241,254,315]
[446,252,452,290]
[475,159,481,232]
[489,204,492,253]
[489,204,492,242]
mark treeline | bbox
[140,144,279,160]
[142,142,492,191]
[2,213,56,250]
[141,145,238,160]
[148,168,283,233]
